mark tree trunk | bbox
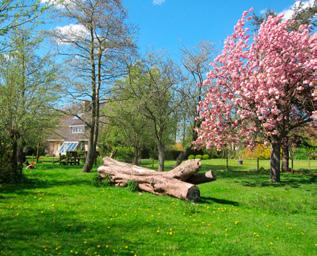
[83,134,96,172]
[176,146,194,166]
[282,138,289,172]
[157,142,165,171]
[270,141,281,182]
[9,130,22,182]
[98,157,216,202]
[36,143,40,163]
[83,26,97,173]
[132,147,140,165]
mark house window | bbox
[71,125,85,134]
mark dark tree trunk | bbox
[270,141,281,182]
[83,132,96,172]
[9,131,23,182]
[83,27,97,173]
[36,143,40,163]
[132,147,140,165]
[176,147,192,166]
[282,138,289,172]
[157,142,165,171]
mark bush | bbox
[92,174,111,187]
[165,149,183,160]
[188,154,195,160]
[195,155,202,159]
[127,180,138,192]
[115,146,134,162]
[202,154,209,160]
[294,147,317,160]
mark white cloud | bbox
[54,24,89,45]
[280,0,316,20]
[153,0,166,6]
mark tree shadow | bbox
[199,196,239,206]
[0,175,94,196]
[0,208,142,255]
[241,174,316,188]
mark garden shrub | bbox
[92,174,111,187]
[115,146,134,162]
[202,154,209,160]
[127,180,138,192]
[195,155,202,159]
[188,155,195,160]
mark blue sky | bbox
[122,0,300,62]
[38,0,314,64]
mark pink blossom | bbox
[195,10,317,149]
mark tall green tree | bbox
[102,78,155,165]
[0,29,59,182]
[125,57,183,171]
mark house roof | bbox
[47,114,89,142]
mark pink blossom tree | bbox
[196,9,316,182]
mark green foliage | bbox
[0,29,59,183]
[92,174,111,187]
[293,147,317,160]
[195,154,202,160]
[114,146,134,162]
[127,180,138,192]
[202,154,209,160]
[188,154,195,160]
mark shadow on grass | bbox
[0,208,141,255]
[200,196,239,206]
[205,166,317,188]
[0,167,96,197]
[241,175,316,188]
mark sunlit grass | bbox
[0,160,316,255]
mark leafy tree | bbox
[125,57,183,171]
[101,79,155,165]
[0,29,59,182]
[196,10,316,182]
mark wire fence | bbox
[209,158,317,171]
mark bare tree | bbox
[51,0,135,172]
[176,41,213,164]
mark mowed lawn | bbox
[0,159,316,256]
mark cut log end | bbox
[186,186,200,202]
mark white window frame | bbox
[70,125,85,134]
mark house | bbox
[46,114,89,156]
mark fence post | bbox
[226,150,229,171]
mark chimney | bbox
[82,100,91,112]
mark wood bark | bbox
[98,157,216,202]
[270,141,281,182]
[282,138,289,172]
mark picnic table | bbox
[59,151,82,165]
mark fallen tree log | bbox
[98,157,216,202]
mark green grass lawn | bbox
[0,160,316,256]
